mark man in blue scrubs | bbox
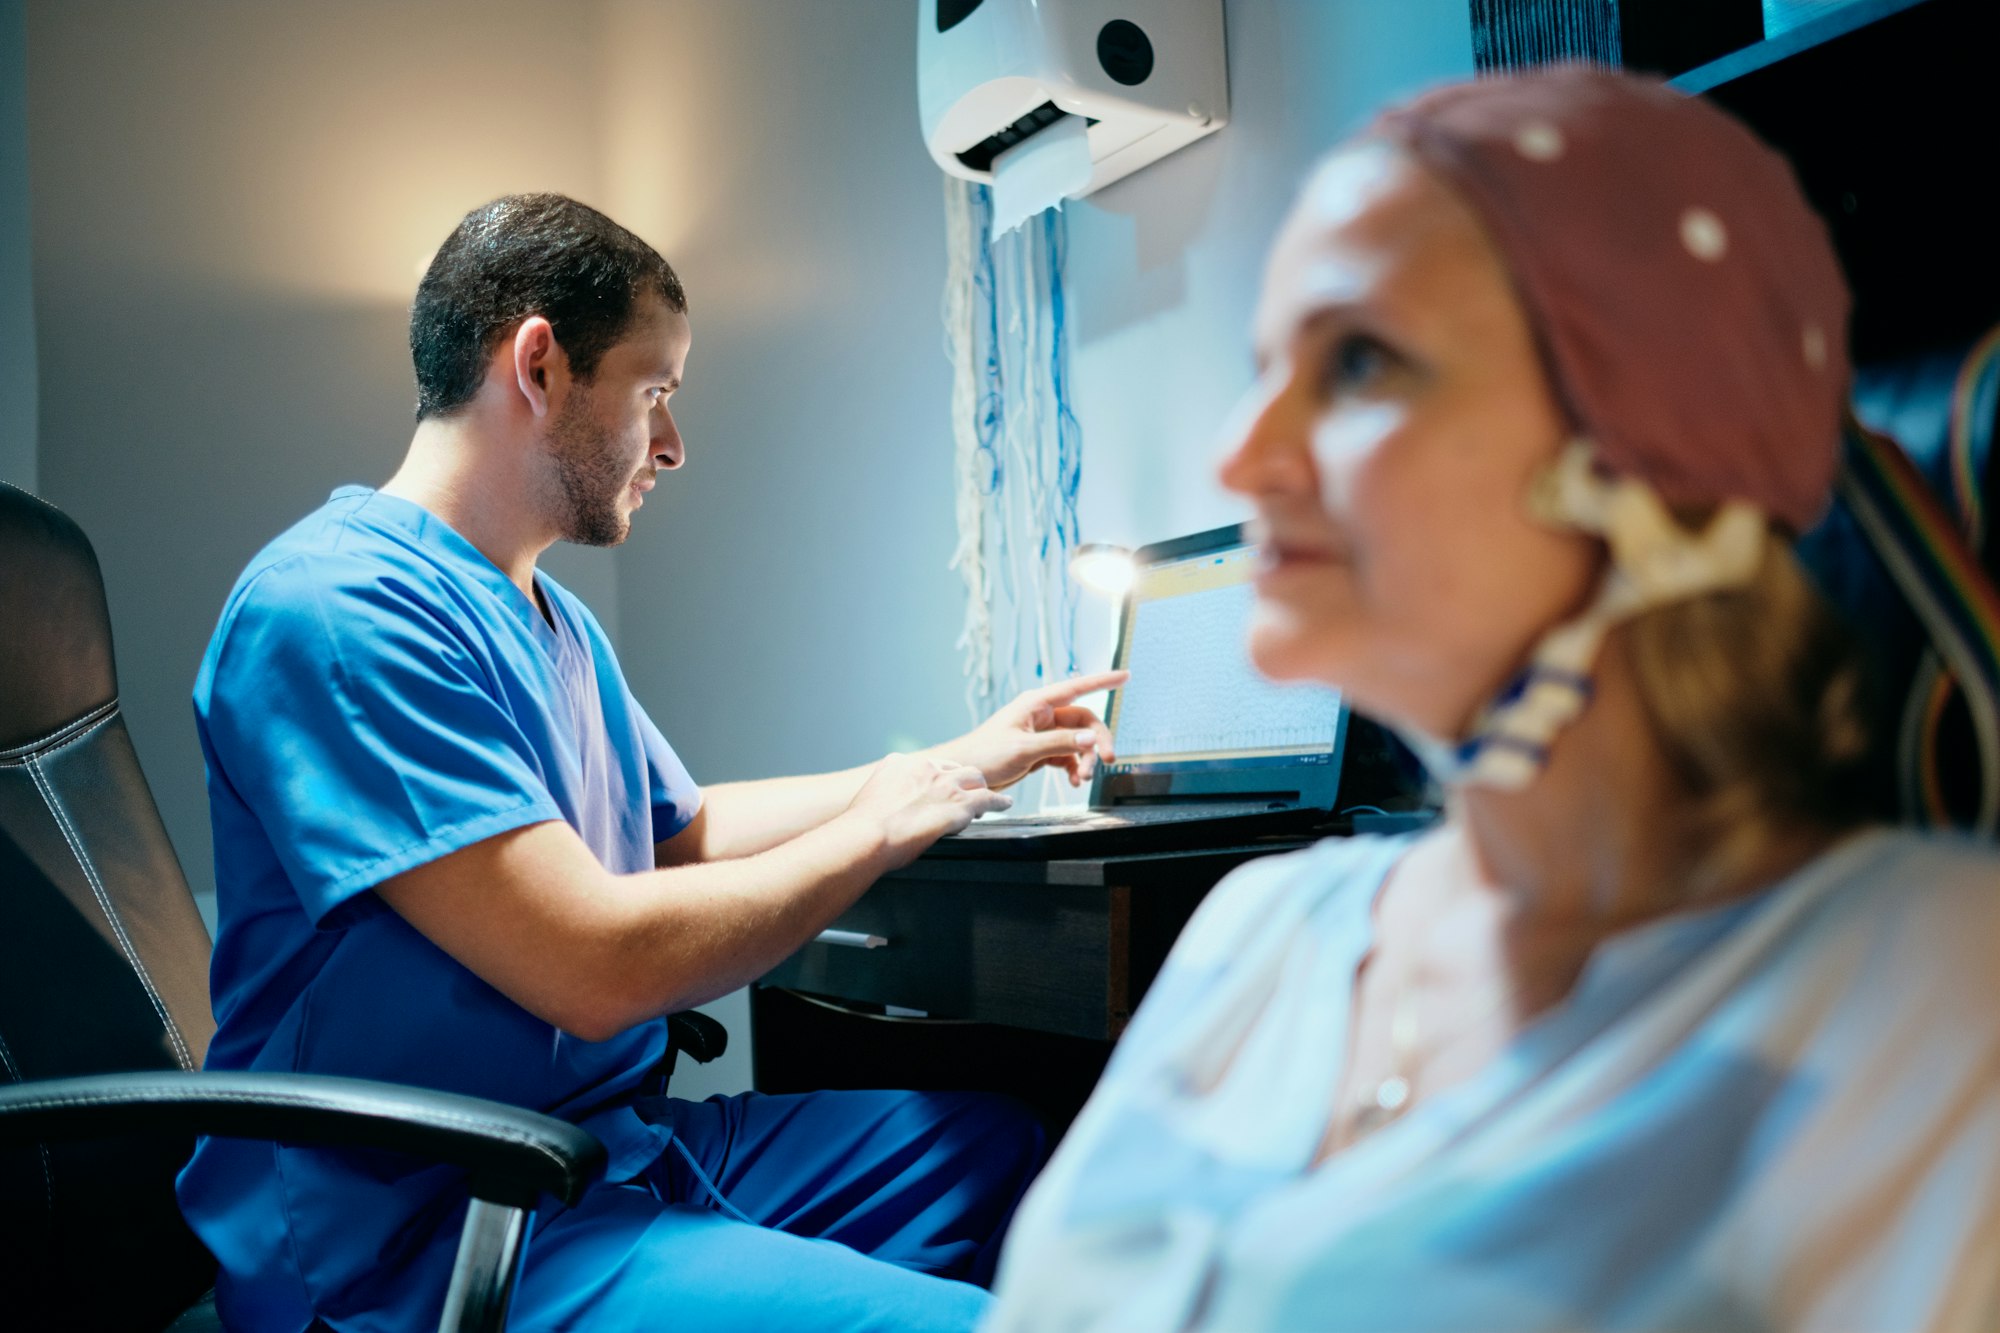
[176,193,1122,1332]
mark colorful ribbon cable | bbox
[1838,410,2000,834]
[1905,328,2000,825]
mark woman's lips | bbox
[1255,541,1344,580]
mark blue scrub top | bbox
[176,486,702,1331]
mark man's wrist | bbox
[908,741,952,770]
[822,807,897,879]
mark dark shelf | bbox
[1666,0,1998,362]
[1670,0,1932,94]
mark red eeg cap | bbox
[1372,66,1852,534]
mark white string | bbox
[943,177,994,718]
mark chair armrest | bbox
[667,1010,728,1065]
[0,1072,606,1209]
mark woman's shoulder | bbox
[1729,827,2000,1076]
[1165,832,1413,969]
[1801,826,2000,979]
[1810,826,2000,929]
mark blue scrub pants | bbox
[506,1089,1046,1332]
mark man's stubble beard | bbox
[544,388,643,548]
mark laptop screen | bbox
[1101,526,1346,793]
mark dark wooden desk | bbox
[752,841,1307,1132]
[760,842,1302,1040]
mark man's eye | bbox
[1323,334,1394,394]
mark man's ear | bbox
[510,316,562,420]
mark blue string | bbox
[989,190,1022,672]
[1045,206,1083,677]
[971,185,1008,706]
[971,186,1004,499]
[965,189,1084,694]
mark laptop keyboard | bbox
[965,801,1284,831]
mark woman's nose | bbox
[1218,379,1315,498]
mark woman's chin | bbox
[1245,615,1347,689]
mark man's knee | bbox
[517,1190,994,1333]
[934,1090,1047,1192]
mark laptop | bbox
[927,523,1350,859]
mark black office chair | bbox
[0,480,720,1332]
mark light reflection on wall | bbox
[596,0,705,271]
[594,0,870,327]
[33,0,635,307]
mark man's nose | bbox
[654,410,685,471]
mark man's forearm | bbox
[689,764,879,860]
[381,757,1003,1043]
[606,811,893,1023]
[380,811,897,1044]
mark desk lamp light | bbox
[1068,543,1137,598]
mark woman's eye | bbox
[1323,334,1394,394]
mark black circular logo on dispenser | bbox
[937,0,984,33]
[1097,19,1154,86]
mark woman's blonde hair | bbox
[1621,524,1875,880]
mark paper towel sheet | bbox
[989,114,1093,241]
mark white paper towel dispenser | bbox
[919,0,1228,204]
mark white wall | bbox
[1067,0,1474,556]
[0,0,32,490]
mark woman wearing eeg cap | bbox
[984,68,2000,1331]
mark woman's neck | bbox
[1446,635,1834,944]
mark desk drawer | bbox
[762,877,1130,1041]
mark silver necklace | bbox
[1349,982,1423,1139]
[1348,963,1520,1141]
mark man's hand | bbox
[844,754,1015,868]
[657,670,1130,869]
[935,670,1129,791]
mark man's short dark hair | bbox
[409,193,687,421]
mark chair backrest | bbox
[0,481,221,1329]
